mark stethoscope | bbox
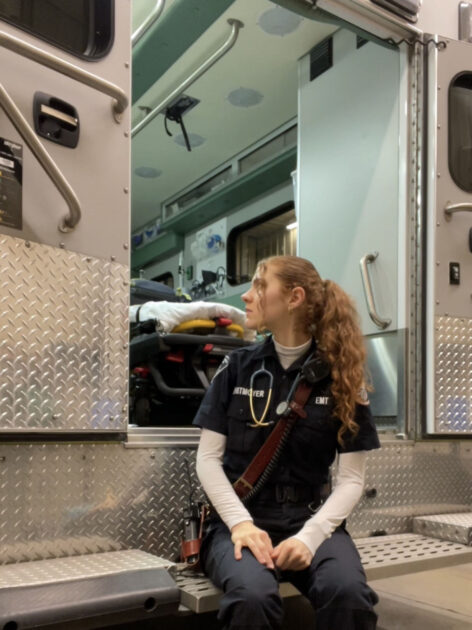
[248,358,274,427]
[248,351,328,428]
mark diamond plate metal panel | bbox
[0,550,174,589]
[413,512,472,546]
[435,316,472,434]
[347,441,472,537]
[0,440,470,565]
[0,235,129,431]
[0,443,202,564]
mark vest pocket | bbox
[226,398,272,455]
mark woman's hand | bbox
[271,538,313,571]
[231,521,275,569]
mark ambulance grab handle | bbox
[132,18,244,138]
[444,202,472,218]
[132,0,166,47]
[0,30,128,122]
[0,82,81,232]
[359,252,391,330]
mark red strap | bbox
[233,380,313,499]
[180,504,209,567]
[181,539,201,560]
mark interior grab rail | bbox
[0,30,128,122]
[132,0,166,47]
[359,252,391,329]
[132,18,244,138]
[0,82,81,232]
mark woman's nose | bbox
[241,290,250,303]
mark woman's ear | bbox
[289,286,306,309]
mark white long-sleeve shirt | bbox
[196,429,366,555]
[195,336,368,557]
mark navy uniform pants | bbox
[201,501,379,630]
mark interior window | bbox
[449,73,472,192]
[0,0,114,59]
[227,204,297,286]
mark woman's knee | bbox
[312,574,378,610]
[221,572,283,627]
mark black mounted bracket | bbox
[164,95,200,152]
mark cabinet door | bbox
[0,0,130,262]
[0,1,131,433]
[425,38,472,435]
[297,30,404,421]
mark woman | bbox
[193,255,380,630]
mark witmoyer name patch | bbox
[233,387,265,397]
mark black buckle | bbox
[275,485,313,503]
[275,485,292,503]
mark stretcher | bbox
[129,284,254,426]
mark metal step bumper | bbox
[0,550,179,629]
[413,512,472,546]
[174,533,472,613]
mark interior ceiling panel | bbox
[131,0,335,231]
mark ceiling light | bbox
[227,87,264,108]
[134,166,162,178]
[286,221,298,230]
[174,133,206,148]
[258,7,303,37]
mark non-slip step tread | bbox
[174,533,472,613]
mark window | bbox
[163,167,232,221]
[152,272,174,289]
[239,126,296,174]
[0,0,114,60]
[227,205,297,286]
[449,74,472,192]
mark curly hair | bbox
[256,255,370,447]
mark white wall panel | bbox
[298,30,400,336]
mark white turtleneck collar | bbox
[272,336,312,370]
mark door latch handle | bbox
[33,92,80,148]
[444,201,472,218]
[40,104,78,128]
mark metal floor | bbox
[372,561,472,630]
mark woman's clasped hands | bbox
[231,521,313,571]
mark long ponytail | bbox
[317,279,368,446]
[257,256,369,447]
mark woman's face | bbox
[241,265,290,331]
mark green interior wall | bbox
[132,0,237,103]
[131,146,296,270]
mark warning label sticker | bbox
[0,137,23,230]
